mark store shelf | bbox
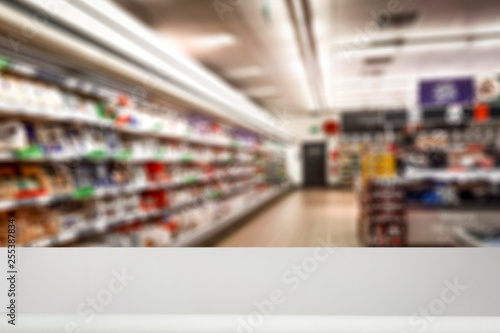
[0,14,290,249]
[403,168,500,182]
[25,199,197,247]
[0,153,253,165]
[407,203,500,211]
[173,183,292,246]
[453,226,500,247]
[0,105,254,151]
[25,181,267,247]
[0,172,256,213]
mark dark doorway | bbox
[303,143,326,187]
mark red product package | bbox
[145,162,170,183]
[140,190,169,211]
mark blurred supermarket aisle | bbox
[2,0,500,247]
[213,189,360,247]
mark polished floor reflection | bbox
[214,189,360,247]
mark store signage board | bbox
[422,105,473,126]
[342,112,384,132]
[384,110,407,130]
[419,78,475,107]
[490,105,500,119]
[422,108,446,125]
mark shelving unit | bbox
[341,104,500,246]
[337,146,361,187]
[0,27,291,247]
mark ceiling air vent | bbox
[364,56,393,66]
[376,10,419,28]
[362,69,384,77]
[370,37,405,48]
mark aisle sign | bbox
[419,78,475,106]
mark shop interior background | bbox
[0,0,500,247]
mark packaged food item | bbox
[64,93,97,119]
[96,100,118,121]
[0,214,12,250]
[110,164,131,186]
[57,207,80,231]
[12,207,58,244]
[84,202,100,225]
[43,164,73,195]
[97,197,120,221]
[136,109,154,130]
[140,139,159,159]
[0,166,17,201]
[129,165,147,187]
[15,209,41,244]
[115,137,134,160]
[36,124,66,158]
[14,123,44,160]
[26,81,48,112]
[145,162,170,183]
[57,202,90,231]
[0,121,27,151]
[17,165,50,199]
[103,130,121,156]
[73,164,93,190]
[138,224,172,247]
[84,128,108,159]
[63,93,80,117]
[93,164,113,188]
[120,193,140,216]
[0,74,23,107]
[114,94,134,127]
[140,190,168,212]
[44,83,65,113]
[35,207,60,237]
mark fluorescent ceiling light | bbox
[225,66,265,79]
[244,86,279,97]
[331,100,414,109]
[17,0,293,141]
[333,26,500,46]
[402,26,500,40]
[332,36,500,59]
[328,70,498,85]
[331,89,414,95]
[192,33,238,48]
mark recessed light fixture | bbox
[192,33,238,49]
[225,66,265,79]
[244,86,278,97]
[364,56,393,66]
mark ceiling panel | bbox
[312,0,500,111]
[115,0,500,115]
[115,0,313,116]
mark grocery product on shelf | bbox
[340,103,500,246]
[357,144,407,247]
[0,54,289,247]
[0,121,27,151]
[358,179,407,247]
[0,166,17,200]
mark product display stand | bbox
[359,179,407,247]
